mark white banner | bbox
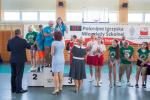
[24,23,150,44]
[65,23,150,44]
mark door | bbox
[0,30,14,62]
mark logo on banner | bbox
[70,25,82,31]
[140,27,148,36]
[129,26,136,36]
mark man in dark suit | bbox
[7,29,31,93]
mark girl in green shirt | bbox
[135,42,149,88]
[25,25,37,71]
[108,39,120,87]
[117,41,134,87]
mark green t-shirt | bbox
[119,41,124,48]
[109,46,116,60]
[138,48,149,61]
[120,46,134,64]
[26,31,37,46]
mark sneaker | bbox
[99,83,102,87]
[89,77,94,82]
[127,82,133,87]
[114,83,116,86]
[109,84,113,88]
[142,84,146,88]
[117,82,122,87]
[135,84,139,88]
[99,80,102,84]
[99,82,102,86]
[95,82,101,87]
[41,66,44,72]
[37,67,41,72]
[30,67,37,72]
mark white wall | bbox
[2,0,56,11]
[1,0,150,12]
[129,0,150,12]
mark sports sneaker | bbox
[135,84,139,88]
[41,66,44,72]
[109,84,113,88]
[117,82,122,87]
[30,67,37,72]
[99,81,102,86]
[127,82,133,87]
[89,77,94,82]
[114,83,116,86]
[95,82,101,87]
[99,83,102,87]
[37,67,41,72]
[99,80,102,84]
[142,84,146,88]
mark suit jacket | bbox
[7,36,31,63]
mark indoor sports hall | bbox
[0,0,150,100]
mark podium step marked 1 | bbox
[28,68,75,87]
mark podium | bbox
[28,72,44,86]
[63,73,75,86]
[43,68,54,87]
[28,67,74,87]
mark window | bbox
[109,13,118,23]
[4,12,20,21]
[145,13,150,23]
[22,12,38,21]
[128,13,143,23]
[66,12,82,22]
[40,12,56,21]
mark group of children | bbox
[25,17,67,72]
[67,34,150,93]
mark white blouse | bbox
[87,40,97,56]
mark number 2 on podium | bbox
[33,74,38,80]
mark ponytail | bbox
[114,39,120,60]
[115,44,120,60]
[145,42,149,51]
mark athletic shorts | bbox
[31,45,37,51]
[87,55,97,66]
[93,55,104,66]
[38,51,45,59]
[136,59,147,67]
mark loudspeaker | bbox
[122,3,128,8]
[58,1,64,8]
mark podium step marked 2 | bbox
[28,68,75,87]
